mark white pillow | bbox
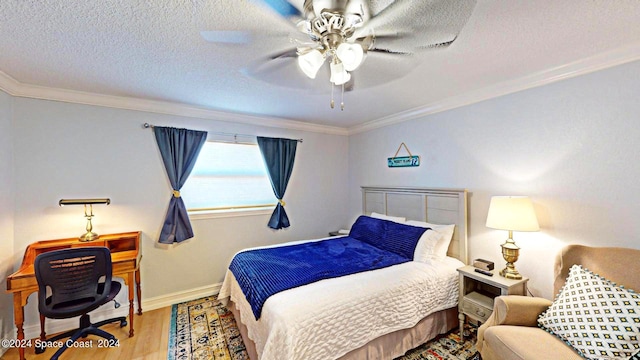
[405,220,455,259]
[412,229,441,262]
[370,212,406,224]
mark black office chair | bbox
[34,247,127,360]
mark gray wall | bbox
[349,60,640,299]
[7,97,349,330]
[3,58,640,339]
[0,87,14,348]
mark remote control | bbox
[474,268,493,276]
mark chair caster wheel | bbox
[35,345,46,354]
[120,320,128,327]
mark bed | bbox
[218,186,468,360]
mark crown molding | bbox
[0,71,348,136]
[0,70,21,95]
[3,41,640,137]
[348,42,640,135]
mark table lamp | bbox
[59,198,110,241]
[485,196,539,279]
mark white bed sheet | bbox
[218,238,463,360]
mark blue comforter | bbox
[229,216,427,319]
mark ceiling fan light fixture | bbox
[297,49,325,79]
[336,42,364,71]
[329,61,350,85]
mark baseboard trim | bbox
[141,283,222,312]
[10,283,222,342]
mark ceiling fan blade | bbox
[243,49,349,94]
[370,33,458,54]
[242,49,417,93]
[419,36,458,50]
[343,77,355,92]
[201,1,304,45]
[200,31,253,44]
[344,50,418,89]
[243,52,297,80]
[253,0,303,21]
[368,47,411,55]
[269,48,299,60]
[200,29,311,47]
[242,48,313,89]
[355,0,476,52]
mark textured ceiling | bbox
[1,0,640,131]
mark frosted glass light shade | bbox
[486,196,540,232]
[329,61,351,85]
[297,49,324,79]
[336,43,364,71]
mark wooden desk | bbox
[6,232,142,360]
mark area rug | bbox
[397,325,480,360]
[168,295,249,360]
[168,296,479,360]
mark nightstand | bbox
[457,265,529,340]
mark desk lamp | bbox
[486,196,539,279]
[59,198,110,241]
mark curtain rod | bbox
[143,123,303,143]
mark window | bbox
[181,141,275,215]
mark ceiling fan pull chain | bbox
[330,84,335,109]
[341,84,345,111]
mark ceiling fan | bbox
[202,0,477,110]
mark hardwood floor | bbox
[2,306,172,360]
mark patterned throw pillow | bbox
[538,264,640,359]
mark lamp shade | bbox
[486,196,539,232]
[59,198,111,206]
[336,42,364,71]
[329,61,351,85]
[297,49,325,79]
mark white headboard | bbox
[362,186,468,264]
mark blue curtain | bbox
[257,136,298,229]
[153,126,207,243]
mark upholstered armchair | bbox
[476,245,640,360]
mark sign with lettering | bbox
[387,156,420,168]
